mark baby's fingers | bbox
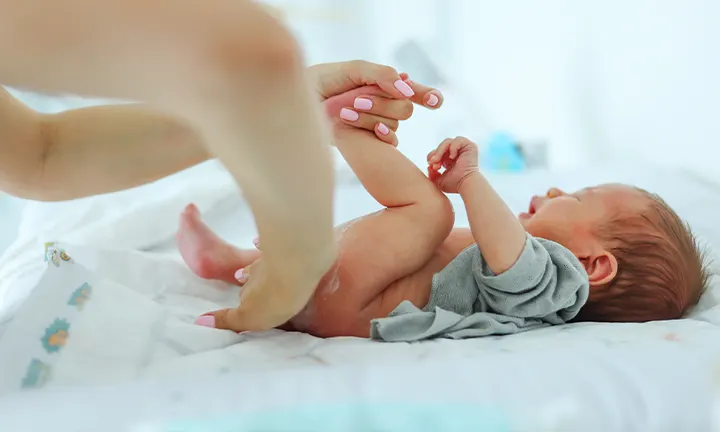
[449,139,464,160]
[427,165,442,182]
[429,138,453,164]
[426,149,437,164]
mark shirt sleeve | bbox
[472,235,590,323]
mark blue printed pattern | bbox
[20,359,52,389]
[19,243,91,390]
[41,319,71,354]
[68,283,92,311]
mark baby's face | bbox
[518,183,646,256]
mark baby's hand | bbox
[427,136,479,193]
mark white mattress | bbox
[1,161,720,432]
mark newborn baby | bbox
[177,128,709,340]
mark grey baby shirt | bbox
[369,235,590,342]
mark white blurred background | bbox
[1,0,719,252]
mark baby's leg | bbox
[176,204,260,285]
[294,128,454,337]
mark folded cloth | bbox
[370,236,590,342]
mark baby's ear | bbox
[580,251,618,286]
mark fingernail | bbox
[252,237,259,248]
[195,315,216,328]
[427,94,439,107]
[235,268,247,282]
[353,98,373,110]
[340,108,359,121]
[377,123,389,135]
[393,79,415,97]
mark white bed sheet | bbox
[1,162,720,432]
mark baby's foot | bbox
[176,204,259,284]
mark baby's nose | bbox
[546,187,566,198]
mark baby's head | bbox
[519,184,710,322]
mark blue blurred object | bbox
[482,131,526,172]
[163,402,511,432]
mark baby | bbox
[177,125,709,340]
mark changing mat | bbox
[2,162,720,431]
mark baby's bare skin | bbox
[176,204,474,337]
[300,226,475,337]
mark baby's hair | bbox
[573,189,712,322]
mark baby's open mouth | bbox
[519,197,538,220]
[528,198,538,215]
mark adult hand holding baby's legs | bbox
[196,63,443,332]
[323,75,443,147]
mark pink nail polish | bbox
[235,268,245,280]
[427,94,439,107]
[377,123,389,135]
[340,108,359,121]
[393,80,415,97]
[195,315,216,328]
[353,98,373,110]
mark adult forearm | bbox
[34,104,209,201]
[0,0,336,331]
[458,172,527,274]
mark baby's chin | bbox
[517,212,532,225]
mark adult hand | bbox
[315,61,444,146]
[310,60,444,109]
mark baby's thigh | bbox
[288,249,399,336]
[289,208,448,337]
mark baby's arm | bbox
[458,172,527,274]
[428,137,526,274]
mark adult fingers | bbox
[234,268,249,285]
[351,94,414,121]
[341,60,416,99]
[339,108,399,132]
[194,307,246,332]
[323,85,390,118]
[374,122,398,147]
[403,77,444,109]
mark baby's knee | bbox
[423,194,455,239]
